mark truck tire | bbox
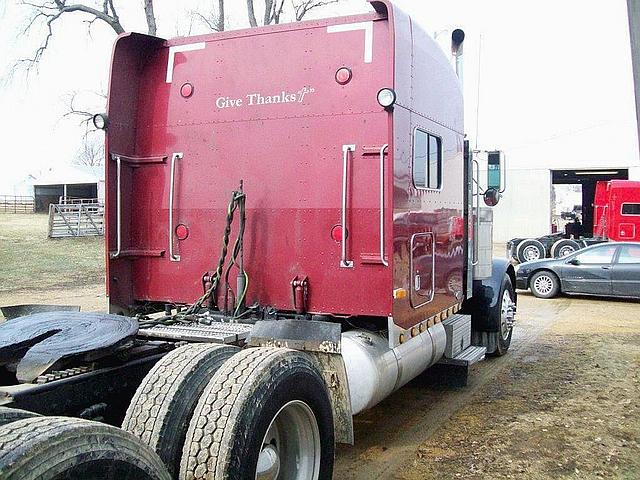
[0,416,170,480]
[180,347,334,480]
[489,274,515,357]
[529,270,560,299]
[0,406,38,427]
[516,239,546,263]
[122,343,238,477]
[550,239,581,258]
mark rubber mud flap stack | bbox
[0,406,39,427]
[0,416,170,479]
[122,343,239,477]
[180,347,335,480]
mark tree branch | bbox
[246,0,258,27]
[143,0,157,36]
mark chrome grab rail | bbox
[169,152,183,262]
[341,144,356,268]
[472,158,480,266]
[109,155,122,259]
[379,144,389,267]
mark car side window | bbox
[617,245,640,264]
[574,245,617,264]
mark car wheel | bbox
[550,239,581,258]
[516,239,546,263]
[529,271,560,298]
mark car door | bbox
[611,244,640,298]
[561,244,617,295]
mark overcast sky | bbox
[0,0,637,194]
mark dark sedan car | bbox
[515,242,640,299]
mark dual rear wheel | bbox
[124,344,334,480]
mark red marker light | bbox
[331,225,346,242]
[175,224,189,240]
[180,83,194,98]
[335,67,352,85]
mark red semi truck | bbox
[509,179,640,263]
[0,1,516,478]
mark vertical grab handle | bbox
[109,155,122,259]
[341,144,356,268]
[379,144,389,267]
[169,152,183,262]
[472,158,480,266]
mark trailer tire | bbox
[516,239,546,263]
[550,239,581,258]
[0,416,170,480]
[180,347,334,480]
[489,274,515,357]
[0,406,39,427]
[122,343,238,477]
[529,270,560,299]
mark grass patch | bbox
[0,214,104,293]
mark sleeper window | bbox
[622,203,640,215]
[413,129,442,189]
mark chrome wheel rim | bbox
[558,246,575,257]
[533,274,554,296]
[522,245,541,261]
[256,400,320,480]
[500,289,514,340]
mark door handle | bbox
[169,152,183,262]
[340,144,356,268]
[601,265,611,270]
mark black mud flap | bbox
[462,258,516,332]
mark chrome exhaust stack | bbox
[451,29,466,84]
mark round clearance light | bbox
[180,82,194,98]
[92,113,109,130]
[377,88,396,109]
[330,224,347,242]
[335,67,353,85]
[175,224,189,241]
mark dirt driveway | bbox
[335,293,640,479]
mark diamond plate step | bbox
[138,322,253,344]
[437,345,486,367]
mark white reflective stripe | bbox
[166,42,206,83]
[327,21,374,63]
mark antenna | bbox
[475,34,483,150]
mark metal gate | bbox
[48,201,104,238]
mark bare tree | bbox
[16,0,157,70]
[75,135,104,167]
[293,0,339,21]
[245,0,339,29]
[193,0,225,32]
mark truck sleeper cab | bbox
[0,1,516,479]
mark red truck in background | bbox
[509,179,640,263]
[593,180,640,241]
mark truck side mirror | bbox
[487,151,506,193]
[483,188,501,207]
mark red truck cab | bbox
[593,180,640,241]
